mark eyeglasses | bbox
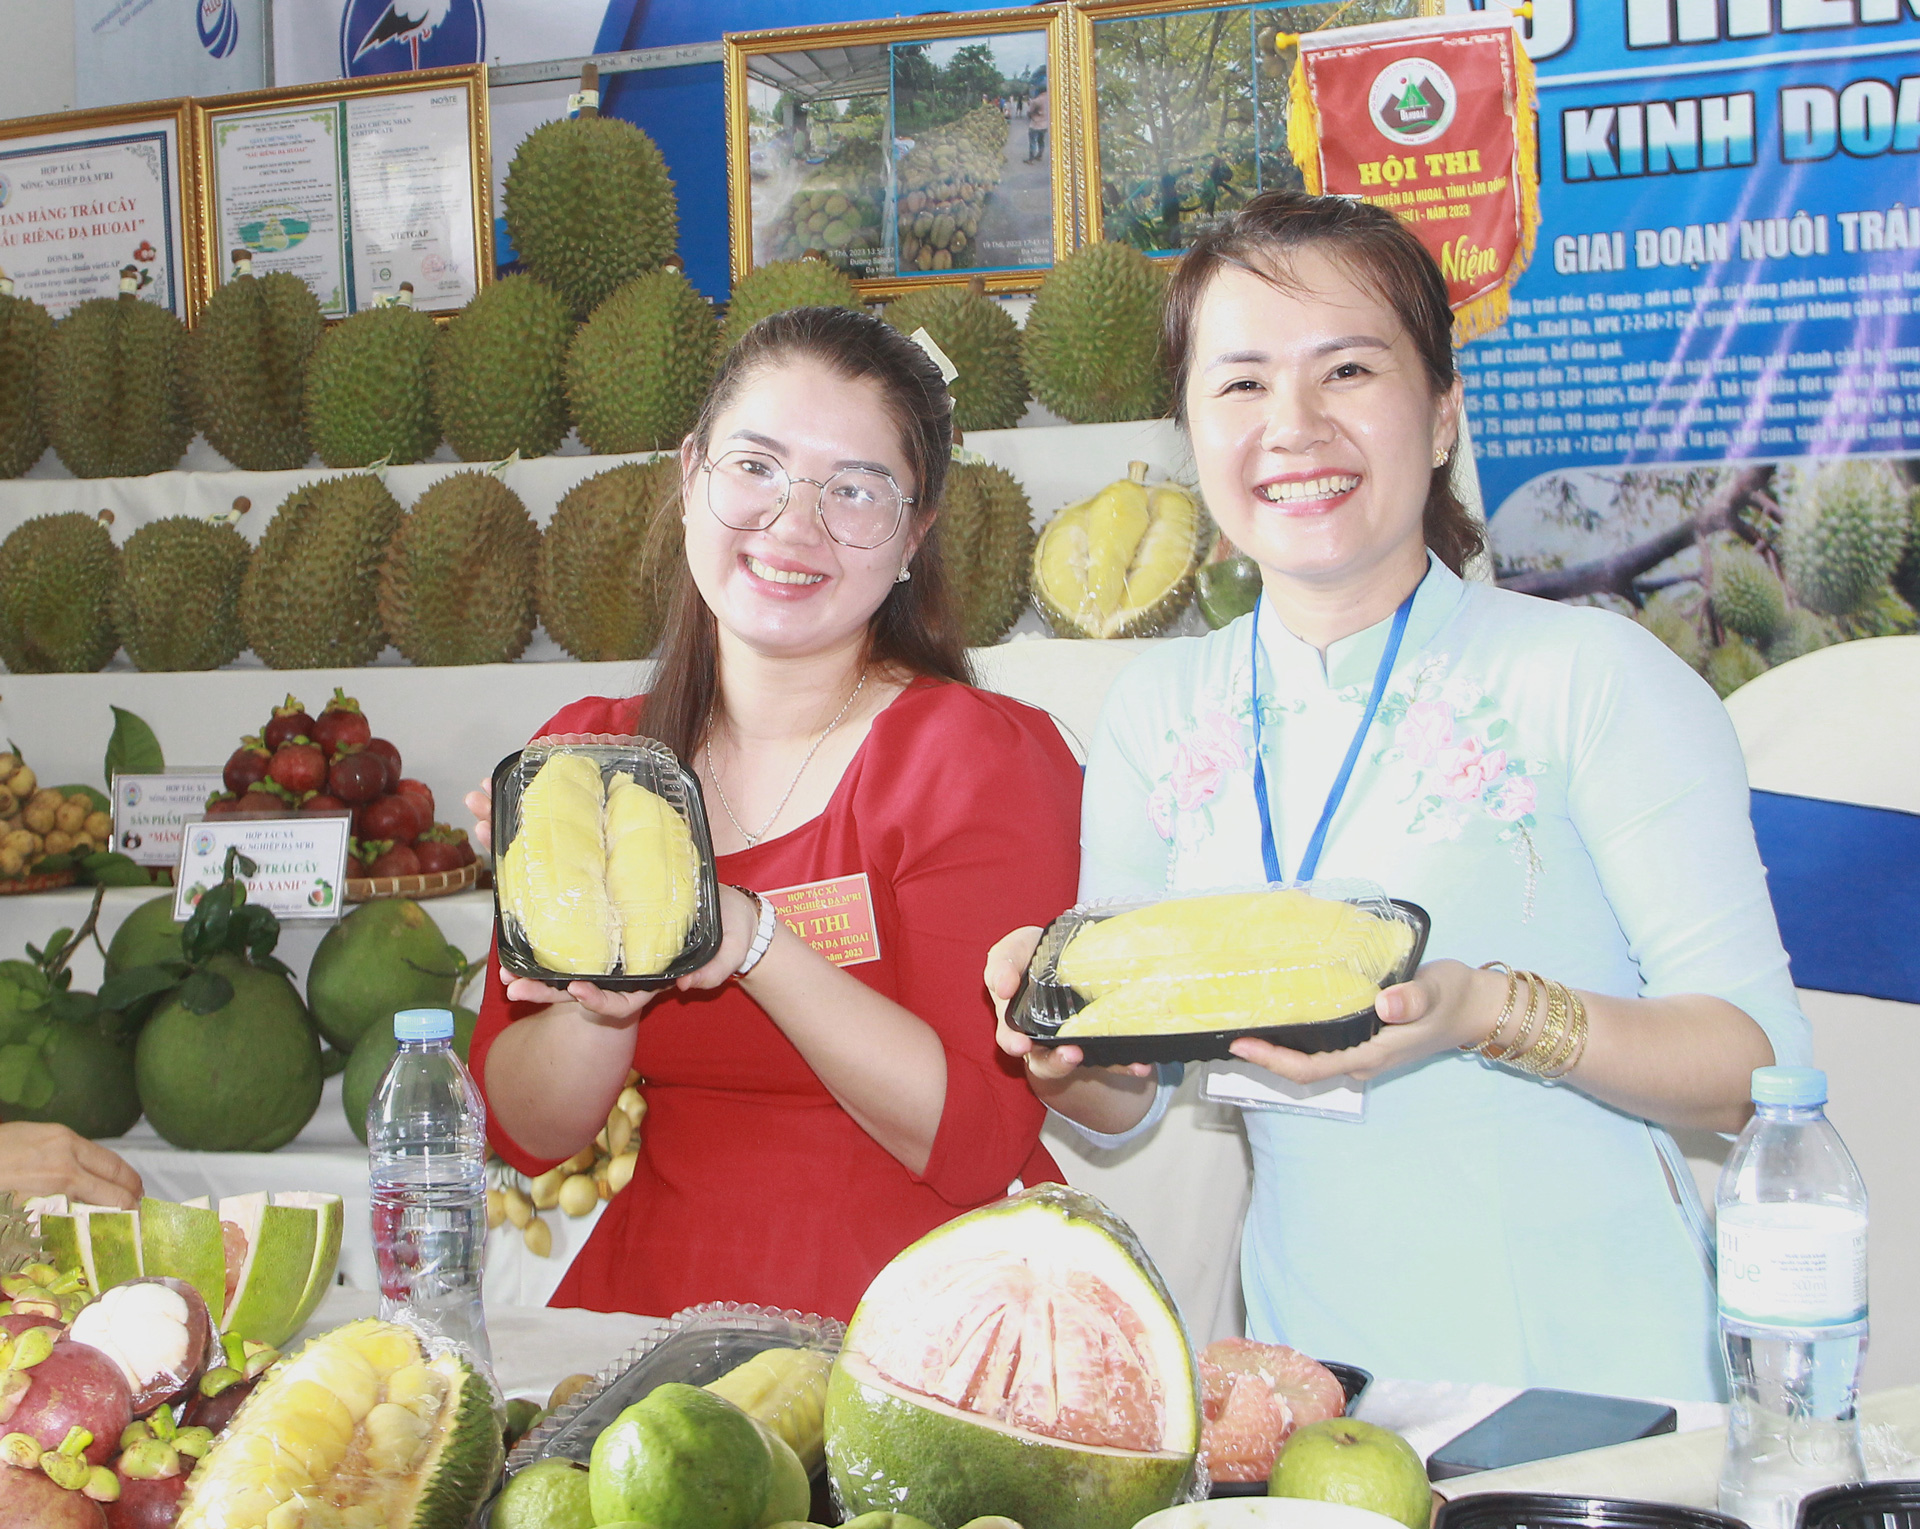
[701,450,914,550]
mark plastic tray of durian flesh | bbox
[1008,880,1430,1066]
[492,736,723,991]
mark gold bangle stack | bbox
[1463,963,1591,1079]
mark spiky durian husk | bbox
[1022,243,1170,425]
[1891,482,1920,610]
[883,284,1028,431]
[240,475,403,668]
[942,460,1035,646]
[1709,540,1789,644]
[1767,607,1842,664]
[1636,604,1705,672]
[41,294,192,478]
[504,115,679,319]
[432,274,575,461]
[0,292,53,478]
[1705,636,1770,697]
[566,267,716,454]
[718,259,862,355]
[1779,458,1912,617]
[303,305,440,467]
[379,471,541,665]
[187,272,324,470]
[538,460,682,661]
[0,512,120,672]
[113,517,250,671]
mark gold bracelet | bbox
[1495,970,1546,1062]
[1543,988,1591,1079]
[1467,963,1520,1056]
[1508,980,1564,1074]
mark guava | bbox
[341,1004,476,1144]
[588,1382,774,1529]
[492,1457,594,1529]
[304,898,462,1051]
[843,1517,937,1529]
[1268,1418,1432,1529]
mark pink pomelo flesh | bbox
[0,1459,108,1527]
[219,1223,247,1309]
[1198,1341,1347,1484]
[7,1340,133,1465]
[856,1255,1167,1451]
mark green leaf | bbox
[98,966,185,1012]
[104,707,164,784]
[79,852,151,888]
[233,904,281,964]
[176,969,234,1016]
[0,1044,53,1109]
[252,954,294,982]
[1486,719,1510,741]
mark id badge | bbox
[1201,1059,1368,1121]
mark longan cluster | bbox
[0,753,112,877]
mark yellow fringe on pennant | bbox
[1452,26,1542,344]
[1288,52,1323,195]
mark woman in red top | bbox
[468,307,1080,1322]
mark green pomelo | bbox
[756,1420,810,1527]
[137,1196,227,1326]
[306,899,461,1052]
[3,1018,140,1139]
[1268,1419,1431,1529]
[104,894,186,978]
[827,1184,1199,1529]
[1197,556,1262,630]
[42,1205,142,1292]
[212,1189,344,1346]
[343,1005,476,1145]
[844,1517,938,1529]
[494,1457,595,1529]
[134,954,322,1151]
[589,1382,775,1529]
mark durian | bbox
[0,512,120,672]
[1705,636,1770,698]
[187,266,323,470]
[884,277,1028,431]
[432,273,575,461]
[1022,243,1170,424]
[941,460,1034,646]
[538,460,683,661]
[1031,461,1206,638]
[891,106,1011,274]
[303,295,440,467]
[504,114,678,319]
[1709,540,1789,644]
[1837,584,1919,639]
[240,475,404,668]
[378,471,541,666]
[605,771,698,973]
[1636,603,1706,671]
[41,289,192,478]
[114,517,251,671]
[500,752,613,974]
[1779,457,1911,617]
[566,267,717,453]
[1892,481,1920,610]
[0,281,53,478]
[1767,607,1841,664]
[718,258,862,355]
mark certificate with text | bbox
[345,85,478,312]
[207,105,351,316]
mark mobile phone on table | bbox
[1426,1388,1678,1480]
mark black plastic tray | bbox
[1207,1360,1373,1498]
[1798,1482,1920,1529]
[1009,899,1430,1066]
[1436,1493,1752,1529]
[491,740,724,991]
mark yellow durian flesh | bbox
[1033,462,1205,638]
[605,771,698,974]
[500,751,614,974]
[1083,469,1152,618]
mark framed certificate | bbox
[0,99,197,320]
[195,65,491,319]
[724,9,1075,299]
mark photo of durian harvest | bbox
[1085,0,1429,257]
[1488,455,1920,698]
[741,28,1056,281]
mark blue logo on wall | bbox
[340,0,485,76]
[199,0,239,60]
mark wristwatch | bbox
[732,886,778,977]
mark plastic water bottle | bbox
[368,1007,494,1372]
[1717,1066,1868,1529]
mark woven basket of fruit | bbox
[346,861,479,904]
[0,867,78,895]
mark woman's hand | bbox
[0,1122,143,1208]
[1228,958,1497,1083]
[985,927,1154,1083]
[464,778,493,853]
[674,884,761,992]
[502,972,660,1027]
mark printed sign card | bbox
[173,816,351,921]
[112,772,225,868]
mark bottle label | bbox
[1718,1202,1867,1328]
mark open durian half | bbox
[1031,462,1208,638]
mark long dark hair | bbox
[1163,191,1486,575]
[644,306,972,765]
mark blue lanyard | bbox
[1250,588,1416,885]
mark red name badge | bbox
[762,873,882,967]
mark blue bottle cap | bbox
[1751,1065,1827,1106]
[394,1008,455,1042]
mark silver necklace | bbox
[705,671,868,847]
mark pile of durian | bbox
[896,104,1013,273]
[762,138,887,268]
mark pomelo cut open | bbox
[1199,1340,1349,1484]
[827,1183,1200,1529]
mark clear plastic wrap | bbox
[492,735,722,990]
[1008,879,1430,1066]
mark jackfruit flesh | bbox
[605,771,698,973]
[1033,462,1204,638]
[499,752,613,974]
[1053,890,1414,1036]
[174,1318,500,1529]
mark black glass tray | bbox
[1437,1494,1753,1529]
[1207,1360,1373,1498]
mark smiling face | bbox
[679,357,921,661]
[1183,249,1461,604]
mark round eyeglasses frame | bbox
[699,451,915,550]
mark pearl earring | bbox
[895,566,912,583]
[1432,446,1450,469]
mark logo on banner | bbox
[340,0,486,76]
[0,176,10,211]
[1368,57,1457,144]
[199,0,239,60]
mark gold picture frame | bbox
[1071,0,1438,259]
[193,64,491,321]
[724,8,1075,300]
[0,98,199,321]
